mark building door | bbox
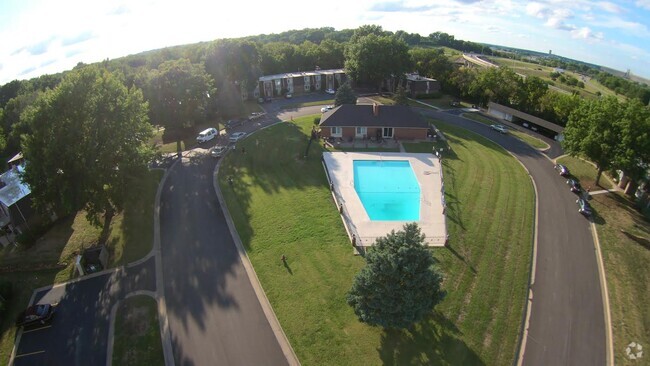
[382,127,393,139]
[355,127,367,138]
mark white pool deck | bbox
[323,152,447,247]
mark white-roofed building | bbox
[255,68,346,99]
[0,164,33,247]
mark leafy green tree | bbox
[394,85,408,105]
[538,91,580,127]
[409,48,453,81]
[21,66,154,224]
[517,76,548,114]
[347,223,445,329]
[447,67,480,102]
[315,39,345,69]
[614,99,650,190]
[344,34,411,90]
[146,58,214,133]
[350,25,390,42]
[204,39,261,89]
[334,82,357,106]
[563,97,622,185]
[470,67,522,107]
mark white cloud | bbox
[635,0,650,10]
[596,1,623,13]
[571,27,604,41]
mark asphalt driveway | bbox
[427,110,606,366]
[13,256,156,366]
[159,154,287,366]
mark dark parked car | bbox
[554,164,570,177]
[16,303,57,327]
[567,178,582,193]
[576,198,592,216]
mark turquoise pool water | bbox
[353,160,420,221]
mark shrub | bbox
[0,281,13,318]
[313,117,321,125]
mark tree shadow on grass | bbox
[378,311,484,366]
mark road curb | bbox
[152,158,180,366]
[511,153,540,366]
[106,290,158,366]
[212,125,300,366]
[589,221,615,366]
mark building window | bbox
[304,76,311,91]
[331,127,342,137]
[355,127,367,138]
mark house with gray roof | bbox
[319,104,429,141]
[0,164,33,247]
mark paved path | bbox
[159,142,288,365]
[427,110,606,366]
[13,256,156,366]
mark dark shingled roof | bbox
[319,104,428,129]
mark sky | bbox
[1,0,650,85]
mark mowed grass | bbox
[490,57,620,100]
[113,295,164,366]
[556,155,615,190]
[282,99,335,109]
[219,115,534,365]
[588,193,650,365]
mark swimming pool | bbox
[353,160,420,221]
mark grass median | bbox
[113,295,164,366]
[555,155,615,190]
[219,115,534,365]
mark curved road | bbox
[426,110,606,366]
[157,96,606,365]
[159,147,288,365]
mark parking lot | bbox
[11,257,155,366]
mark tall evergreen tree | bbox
[347,223,445,329]
[334,82,357,106]
[394,85,409,105]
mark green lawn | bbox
[219,115,534,365]
[490,57,620,100]
[113,295,164,366]
[282,99,335,109]
[509,131,549,150]
[588,193,650,365]
[413,94,460,109]
[556,155,615,190]
[0,169,162,365]
[367,95,396,105]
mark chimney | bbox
[372,103,379,117]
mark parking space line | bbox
[22,325,52,333]
[14,350,45,358]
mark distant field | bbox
[490,57,620,100]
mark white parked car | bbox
[209,146,227,158]
[196,127,218,143]
[320,105,335,113]
[325,88,336,95]
[229,132,247,142]
[490,124,508,134]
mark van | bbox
[196,128,218,143]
